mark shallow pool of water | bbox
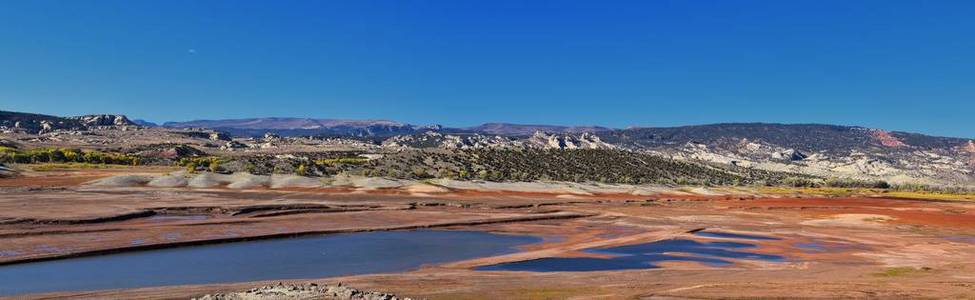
[946,235,975,244]
[478,238,784,272]
[693,231,781,241]
[794,242,827,252]
[145,215,209,223]
[0,230,540,296]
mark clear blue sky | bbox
[1,1,972,137]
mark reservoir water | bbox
[0,230,540,296]
[479,238,784,272]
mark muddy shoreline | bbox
[0,211,589,267]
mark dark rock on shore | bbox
[0,163,17,178]
[193,282,416,300]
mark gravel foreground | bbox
[193,283,416,300]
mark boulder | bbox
[221,141,247,151]
[0,139,17,149]
[0,164,17,178]
[209,132,231,141]
[784,149,807,161]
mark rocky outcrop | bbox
[221,141,247,151]
[966,141,975,166]
[68,114,137,127]
[382,131,614,150]
[774,149,807,161]
[133,144,207,159]
[382,132,520,149]
[1,110,84,133]
[209,132,231,141]
[1,111,138,133]
[869,129,907,147]
[0,164,17,178]
[0,139,18,149]
[193,283,416,300]
[525,131,615,150]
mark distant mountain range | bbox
[453,123,614,136]
[2,110,974,185]
[160,117,431,138]
[3,110,971,144]
[159,118,612,137]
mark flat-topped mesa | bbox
[0,110,140,134]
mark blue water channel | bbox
[0,230,541,296]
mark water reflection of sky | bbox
[479,238,785,272]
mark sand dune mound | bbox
[327,175,405,190]
[270,175,322,189]
[188,173,233,188]
[405,183,450,194]
[147,174,189,188]
[227,173,271,189]
[86,175,153,187]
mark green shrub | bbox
[178,156,225,172]
[0,147,138,166]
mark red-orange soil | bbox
[2,170,975,299]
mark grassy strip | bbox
[25,163,135,171]
[873,266,932,277]
[315,157,368,166]
[883,191,975,201]
[758,186,975,202]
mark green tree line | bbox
[0,147,140,165]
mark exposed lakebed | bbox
[480,231,785,272]
[0,230,540,296]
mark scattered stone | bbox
[192,282,416,300]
